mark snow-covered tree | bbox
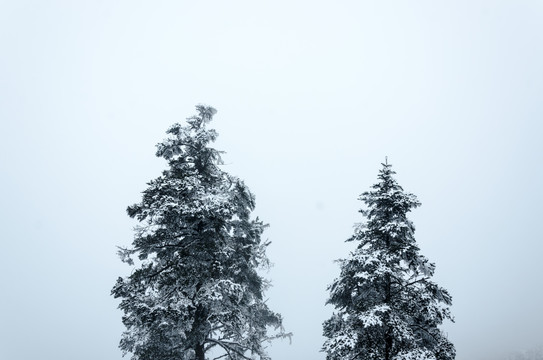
[323,161,455,360]
[112,105,288,360]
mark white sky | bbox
[1,1,542,360]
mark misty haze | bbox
[1,2,542,360]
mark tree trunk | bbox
[384,330,392,360]
[193,298,207,360]
[195,343,205,360]
[384,231,392,360]
[384,272,392,360]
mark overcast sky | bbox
[1,1,543,360]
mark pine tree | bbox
[112,105,288,360]
[323,161,455,360]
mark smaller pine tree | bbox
[323,161,455,360]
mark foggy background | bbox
[1,1,542,360]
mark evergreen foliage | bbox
[112,105,288,360]
[323,162,455,360]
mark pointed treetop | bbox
[186,104,217,130]
[373,159,402,193]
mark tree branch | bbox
[205,338,253,360]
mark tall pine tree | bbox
[112,105,288,360]
[323,161,455,360]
